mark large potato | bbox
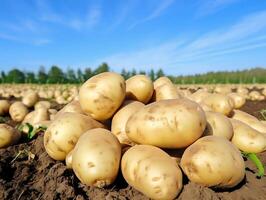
[0,124,21,148]
[9,102,29,122]
[126,75,154,104]
[227,93,246,109]
[0,100,10,116]
[203,111,233,140]
[181,136,245,188]
[202,94,234,116]
[122,145,182,200]
[72,128,121,187]
[230,119,266,153]
[232,110,266,134]
[22,91,39,107]
[79,72,126,121]
[44,112,104,160]
[111,100,144,145]
[126,99,206,148]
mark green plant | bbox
[242,152,265,178]
[17,123,47,140]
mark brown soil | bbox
[0,100,266,200]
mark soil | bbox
[0,100,266,200]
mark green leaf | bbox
[242,152,265,178]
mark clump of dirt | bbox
[0,101,266,200]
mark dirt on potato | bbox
[0,100,266,200]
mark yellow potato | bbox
[153,76,173,89]
[126,75,154,104]
[204,111,233,140]
[72,128,121,187]
[122,145,183,200]
[0,124,21,148]
[34,101,51,110]
[22,91,39,107]
[0,100,10,116]
[54,100,84,118]
[126,99,206,148]
[65,150,73,169]
[44,112,104,160]
[111,100,144,145]
[227,93,246,109]
[230,119,266,153]
[153,83,181,101]
[9,102,29,122]
[79,72,126,121]
[181,136,245,188]
[231,110,266,134]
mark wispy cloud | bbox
[96,10,266,72]
[128,0,175,30]
[197,0,241,16]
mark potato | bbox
[202,94,234,116]
[9,102,29,122]
[214,86,231,94]
[34,101,51,110]
[230,119,266,153]
[23,107,49,126]
[22,91,39,107]
[44,112,104,160]
[111,100,144,145]
[0,100,10,116]
[153,83,181,101]
[203,111,233,140]
[153,76,173,89]
[125,75,154,104]
[72,128,121,187]
[79,72,126,121]
[231,110,266,134]
[65,150,73,169]
[0,124,21,148]
[181,136,245,188]
[227,93,246,109]
[126,99,206,148]
[188,90,210,103]
[122,145,183,200]
[54,100,84,118]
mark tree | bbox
[84,67,93,81]
[66,68,77,83]
[148,69,155,81]
[38,66,48,84]
[25,72,35,83]
[156,68,165,79]
[121,68,130,80]
[139,70,146,75]
[130,68,137,77]
[47,65,64,83]
[93,62,109,75]
[6,69,25,83]
[1,71,6,83]
[77,68,84,83]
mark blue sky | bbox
[0,0,266,75]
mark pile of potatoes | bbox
[1,75,266,200]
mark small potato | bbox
[79,72,126,121]
[72,128,121,188]
[202,94,234,116]
[111,100,144,145]
[230,119,266,153]
[203,111,233,140]
[22,91,39,107]
[54,100,84,118]
[126,75,154,104]
[188,90,210,103]
[44,112,104,160]
[23,107,49,126]
[0,100,10,116]
[181,136,245,188]
[153,83,181,101]
[126,99,206,148]
[232,110,266,134]
[65,150,73,169]
[9,102,29,122]
[0,124,21,148]
[227,93,246,109]
[122,145,183,200]
[34,101,51,110]
[153,77,173,89]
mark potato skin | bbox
[153,83,180,101]
[232,110,266,134]
[22,91,39,107]
[122,145,183,200]
[202,94,234,116]
[0,100,10,116]
[44,112,104,160]
[0,124,21,148]
[227,93,246,109]
[72,128,121,188]
[230,119,266,153]
[126,75,154,104]
[111,100,144,145]
[204,111,233,140]
[153,77,173,89]
[181,136,245,188]
[9,102,29,122]
[79,72,126,121]
[65,150,73,169]
[126,99,206,148]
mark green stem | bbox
[242,152,265,178]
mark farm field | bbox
[0,74,266,200]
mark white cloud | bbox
[128,0,175,30]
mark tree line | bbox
[0,63,265,84]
